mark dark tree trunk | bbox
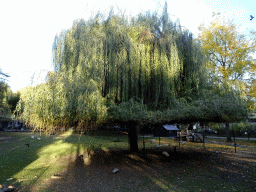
[127,121,139,153]
[226,122,232,142]
[120,70,123,102]
[128,68,132,100]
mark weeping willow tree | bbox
[55,5,204,107]
[16,3,247,152]
[18,4,209,147]
[50,4,207,151]
[17,70,107,134]
[96,7,205,109]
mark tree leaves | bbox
[198,16,256,101]
[15,4,249,132]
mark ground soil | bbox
[31,147,256,192]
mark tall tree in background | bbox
[198,14,256,141]
[198,14,256,94]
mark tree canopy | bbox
[197,14,255,141]
[15,6,249,149]
[198,14,256,106]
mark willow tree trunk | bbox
[226,122,232,142]
[127,121,139,153]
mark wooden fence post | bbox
[233,131,236,153]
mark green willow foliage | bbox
[0,82,9,119]
[52,9,205,109]
[18,71,107,131]
[16,5,247,132]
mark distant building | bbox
[153,124,179,137]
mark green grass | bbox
[0,131,256,191]
[0,132,70,187]
[205,137,256,150]
[138,135,256,152]
[0,131,132,189]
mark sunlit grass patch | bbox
[38,140,75,157]
[0,132,76,186]
[0,131,132,186]
[0,134,49,185]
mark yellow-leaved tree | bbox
[198,14,256,141]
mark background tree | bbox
[198,15,256,89]
[198,14,256,141]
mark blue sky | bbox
[0,0,255,92]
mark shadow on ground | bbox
[39,146,256,192]
[0,132,74,192]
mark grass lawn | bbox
[0,130,256,191]
[207,137,256,146]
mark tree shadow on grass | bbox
[0,132,74,191]
[41,146,256,192]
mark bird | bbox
[25,143,29,147]
[162,151,169,157]
[151,139,155,143]
[31,136,34,139]
[250,15,254,21]
[112,168,119,174]
[37,137,41,140]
